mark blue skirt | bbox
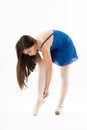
[50,36,78,66]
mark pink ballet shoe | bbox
[55,106,62,115]
[33,98,45,116]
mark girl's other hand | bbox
[43,88,49,98]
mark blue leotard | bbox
[40,30,78,66]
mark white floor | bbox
[0,112,87,130]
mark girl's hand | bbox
[43,88,49,98]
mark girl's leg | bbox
[55,64,70,115]
[33,59,47,115]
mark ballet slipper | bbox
[55,106,62,115]
[33,98,45,116]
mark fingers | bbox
[43,88,49,98]
[43,92,49,98]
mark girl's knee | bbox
[60,73,68,80]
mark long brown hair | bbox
[15,35,37,89]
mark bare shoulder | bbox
[36,30,53,39]
[36,29,53,50]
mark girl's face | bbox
[23,45,37,56]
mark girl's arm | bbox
[41,48,53,98]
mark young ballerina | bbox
[15,29,78,116]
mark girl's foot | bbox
[33,98,45,116]
[55,106,62,115]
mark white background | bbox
[0,0,87,129]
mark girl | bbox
[15,29,78,116]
